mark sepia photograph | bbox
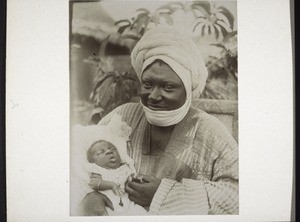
[69,0,238,216]
[6,0,294,221]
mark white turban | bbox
[131,26,208,99]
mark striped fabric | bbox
[99,103,239,215]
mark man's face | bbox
[91,141,121,169]
[140,61,186,111]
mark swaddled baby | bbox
[84,114,147,216]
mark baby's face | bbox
[91,141,121,169]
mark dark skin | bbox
[77,191,114,216]
[140,60,186,110]
[125,175,161,207]
[80,60,186,215]
[124,124,174,207]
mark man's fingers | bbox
[125,182,140,196]
[127,194,142,206]
[128,194,149,207]
[127,180,148,191]
[140,174,153,182]
[141,175,161,186]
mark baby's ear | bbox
[89,156,96,163]
[86,153,95,163]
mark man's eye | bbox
[143,82,152,88]
[164,85,174,90]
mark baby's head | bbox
[87,140,122,169]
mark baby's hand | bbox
[135,174,144,183]
[129,173,144,183]
[112,183,124,197]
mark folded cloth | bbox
[131,26,208,99]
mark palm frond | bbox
[117,24,130,34]
[211,43,227,50]
[204,24,209,35]
[209,24,215,34]
[223,31,237,41]
[160,13,174,25]
[216,19,232,32]
[135,16,150,34]
[136,8,150,13]
[131,12,149,26]
[214,23,222,40]
[156,4,176,13]
[119,34,140,41]
[191,1,211,15]
[216,12,231,28]
[218,6,234,29]
[114,19,131,26]
[201,24,206,36]
[193,21,205,32]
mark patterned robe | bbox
[99,102,238,215]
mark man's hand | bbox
[78,191,114,216]
[125,175,161,207]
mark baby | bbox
[84,115,147,216]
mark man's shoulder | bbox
[116,102,143,115]
[114,102,144,124]
[189,106,237,145]
[118,102,141,109]
[189,106,221,127]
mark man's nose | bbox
[149,87,162,100]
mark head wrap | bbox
[131,26,208,126]
[131,26,208,99]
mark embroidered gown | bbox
[98,103,239,215]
